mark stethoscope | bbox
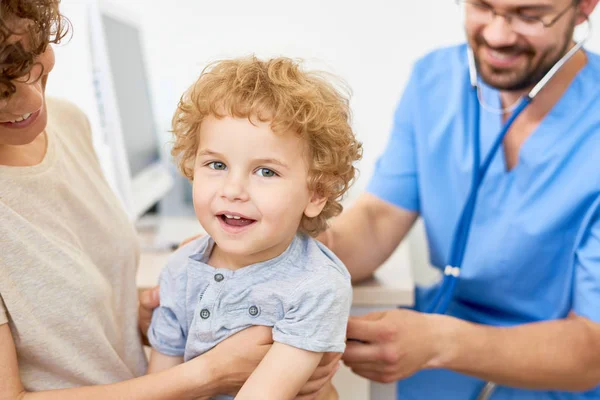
[423,22,592,400]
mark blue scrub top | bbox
[367,44,600,399]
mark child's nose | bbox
[221,175,250,202]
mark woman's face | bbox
[0,28,54,146]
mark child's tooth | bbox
[223,214,244,220]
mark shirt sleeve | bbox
[573,198,600,322]
[366,66,421,212]
[273,267,352,353]
[0,295,8,325]
[147,266,188,356]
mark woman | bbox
[0,1,336,398]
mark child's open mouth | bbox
[219,213,256,228]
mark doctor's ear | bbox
[303,192,327,218]
[576,0,600,24]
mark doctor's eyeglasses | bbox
[456,0,577,37]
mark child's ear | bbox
[304,192,327,218]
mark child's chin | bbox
[214,241,253,254]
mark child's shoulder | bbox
[161,234,212,276]
[293,234,351,284]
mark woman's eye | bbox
[256,168,276,177]
[208,161,227,170]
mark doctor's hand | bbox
[343,309,447,383]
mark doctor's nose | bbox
[481,14,519,48]
[220,174,250,202]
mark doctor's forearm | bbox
[320,193,418,282]
[323,218,388,282]
[432,313,600,391]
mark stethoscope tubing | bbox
[425,94,530,316]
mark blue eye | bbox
[208,161,227,170]
[256,168,277,177]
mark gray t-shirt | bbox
[148,233,352,362]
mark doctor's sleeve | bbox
[366,67,421,212]
[573,201,600,322]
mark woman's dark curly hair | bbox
[0,0,68,100]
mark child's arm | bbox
[235,342,323,400]
[147,349,184,374]
[239,257,352,399]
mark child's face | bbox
[192,115,326,266]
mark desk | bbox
[136,217,414,400]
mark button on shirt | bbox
[148,233,352,365]
[367,44,600,399]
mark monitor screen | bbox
[101,13,159,178]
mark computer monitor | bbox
[98,4,173,219]
[47,0,172,220]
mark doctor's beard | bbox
[471,23,576,92]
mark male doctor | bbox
[319,0,600,398]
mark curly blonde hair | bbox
[171,56,363,236]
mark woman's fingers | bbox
[138,286,160,336]
[297,361,340,396]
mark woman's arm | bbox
[0,324,215,400]
[235,342,323,400]
[0,324,274,400]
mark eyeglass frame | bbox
[455,0,577,30]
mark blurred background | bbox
[46,0,600,285]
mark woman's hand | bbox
[138,286,160,344]
[137,235,202,342]
[201,326,272,395]
[342,309,446,383]
[200,327,341,399]
[179,233,204,247]
[295,353,342,400]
